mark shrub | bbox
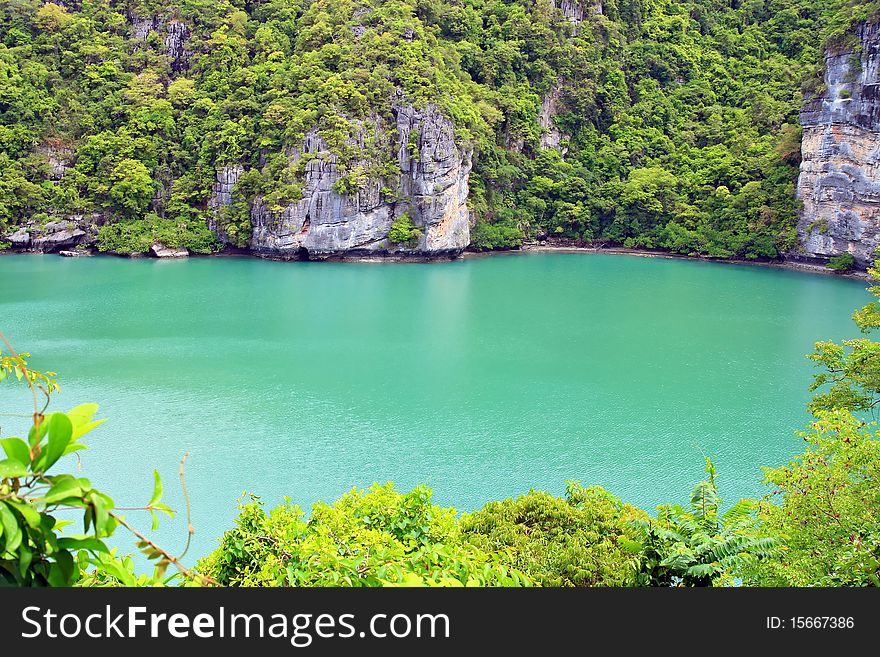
[388,213,422,247]
[461,484,643,586]
[196,483,530,587]
[469,221,523,251]
[827,252,856,271]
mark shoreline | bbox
[464,243,873,282]
[2,244,872,282]
[513,244,874,282]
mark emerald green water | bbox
[0,253,871,560]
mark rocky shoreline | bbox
[2,237,871,281]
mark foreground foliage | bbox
[746,411,880,586]
[627,459,778,586]
[0,342,201,586]
[460,484,643,586]
[196,484,531,586]
[809,260,880,413]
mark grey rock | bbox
[131,14,158,40]
[38,143,72,181]
[539,86,569,152]
[556,0,602,26]
[33,229,86,251]
[3,215,98,253]
[210,104,471,258]
[208,164,244,245]
[165,21,190,71]
[9,227,30,247]
[130,14,190,71]
[151,242,189,258]
[797,21,880,267]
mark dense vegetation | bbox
[3,257,880,586]
[1,0,879,255]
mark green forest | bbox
[0,0,878,257]
[2,263,880,587]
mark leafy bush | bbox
[196,483,530,587]
[469,221,524,251]
[461,484,643,586]
[745,411,880,586]
[827,252,856,271]
[388,213,422,247]
[97,214,220,254]
[97,221,153,254]
[808,260,880,413]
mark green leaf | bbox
[58,536,110,553]
[62,444,87,456]
[93,555,137,586]
[27,418,49,448]
[67,403,99,422]
[90,492,110,535]
[42,478,84,505]
[690,478,720,526]
[7,501,41,529]
[18,543,33,577]
[0,458,28,479]
[0,437,30,465]
[0,502,22,554]
[66,403,101,436]
[722,498,756,528]
[152,502,173,517]
[52,549,75,585]
[149,470,163,507]
[37,412,73,472]
[687,562,719,578]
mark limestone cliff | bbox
[131,12,190,72]
[557,0,602,25]
[797,22,880,266]
[539,87,569,152]
[210,104,472,259]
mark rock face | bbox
[38,142,72,181]
[165,21,190,71]
[539,87,569,152]
[208,164,244,245]
[556,0,602,25]
[211,104,472,258]
[130,13,190,71]
[797,22,880,266]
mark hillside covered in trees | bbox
[1,0,878,259]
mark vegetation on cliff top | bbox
[1,0,879,255]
